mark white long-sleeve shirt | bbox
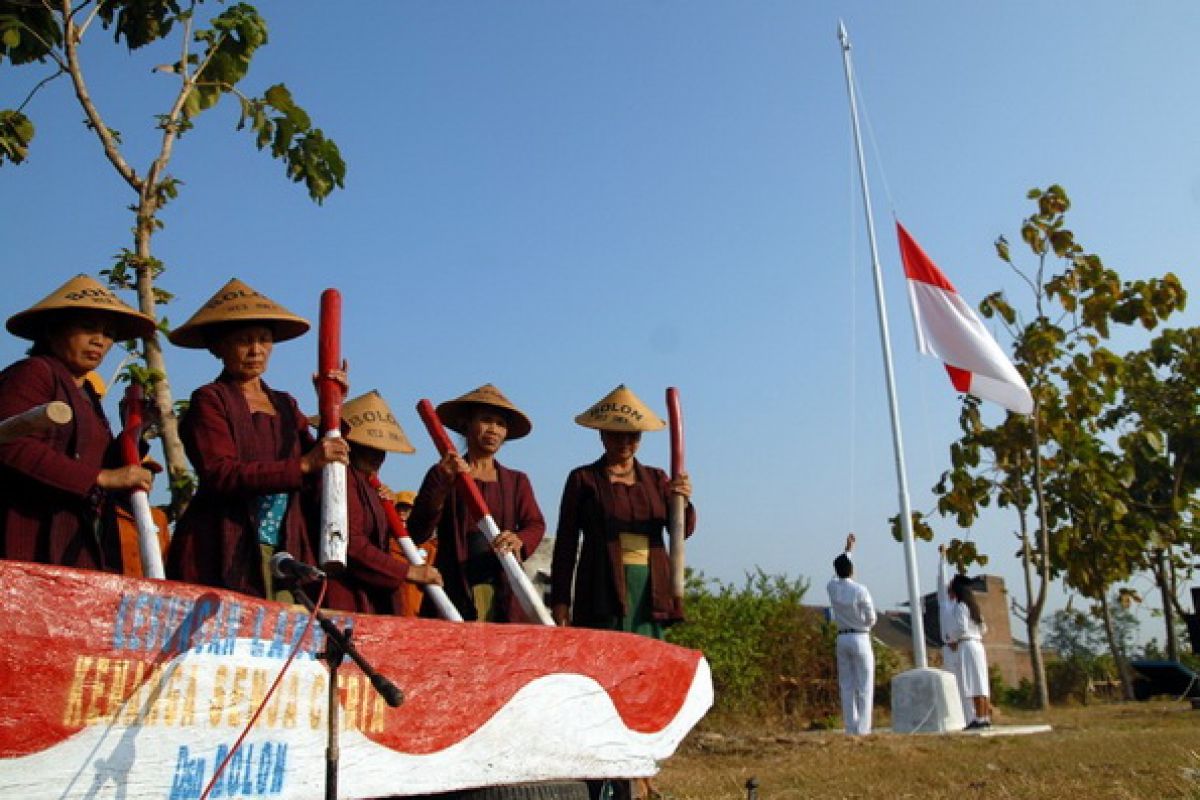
[827,573,877,632]
[946,601,987,643]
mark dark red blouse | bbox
[407,460,544,622]
[550,458,696,626]
[320,466,411,615]
[0,355,122,571]
[165,374,317,597]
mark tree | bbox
[934,185,1186,708]
[1047,433,1142,699]
[1,1,345,506]
[1044,607,1106,661]
[1105,326,1200,660]
[1044,600,1139,703]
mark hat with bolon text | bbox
[6,274,157,342]
[574,384,666,432]
[168,278,310,349]
[309,390,416,453]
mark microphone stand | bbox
[293,584,404,800]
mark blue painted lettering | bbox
[174,740,287,799]
[267,611,289,659]
[250,608,266,657]
[128,593,149,651]
[111,593,131,650]
[192,599,215,651]
[146,595,165,651]
[168,745,206,800]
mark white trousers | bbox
[836,633,874,735]
[942,645,973,722]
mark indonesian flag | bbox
[896,221,1034,415]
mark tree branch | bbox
[59,0,140,189]
[15,67,65,113]
[74,0,103,40]
[145,4,217,200]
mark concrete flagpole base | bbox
[890,667,966,733]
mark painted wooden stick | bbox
[118,385,165,579]
[415,399,555,625]
[368,473,463,622]
[0,401,72,445]
[666,387,687,600]
[317,288,348,571]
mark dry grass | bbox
[656,702,1200,799]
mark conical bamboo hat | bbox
[309,391,416,453]
[574,384,666,432]
[6,274,157,342]
[436,383,532,440]
[168,278,310,349]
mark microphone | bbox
[270,551,326,583]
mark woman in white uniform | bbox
[947,573,992,729]
[937,545,972,722]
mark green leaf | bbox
[994,236,1011,263]
[0,109,36,165]
[97,0,183,50]
[0,8,62,64]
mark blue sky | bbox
[2,2,1198,641]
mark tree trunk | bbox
[134,211,190,517]
[1018,513,1050,709]
[1026,412,1051,710]
[60,2,191,519]
[1098,593,1135,701]
[1150,547,1181,661]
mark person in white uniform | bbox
[826,533,877,735]
[947,573,992,729]
[937,544,972,722]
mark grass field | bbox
[656,702,1200,799]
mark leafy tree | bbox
[1045,607,1107,661]
[1045,419,1143,697]
[1104,327,1200,660]
[1044,601,1138,703]
[934,185,1186,708]
[1,1,345,506]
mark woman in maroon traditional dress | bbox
[407,384,544,622]
[550,384,694,638]
[165,278,348,601]
[318,390,441,614]
[0,275,158,572]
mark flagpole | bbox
[837,20,928,669]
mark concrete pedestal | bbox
[890,668,965,733]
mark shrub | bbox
[997,677,1037,709]
[666,568,887,725]
[1046,656,1093,705]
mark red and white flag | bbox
[896,221,1033,415]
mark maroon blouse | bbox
[407,460,544,622]
[165,374,317,597]
[550,458,695,626]
[321,466,411,614]
[0,355,122,571]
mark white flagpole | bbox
[837,20,928,669]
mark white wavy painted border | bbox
[0,642,712,799]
